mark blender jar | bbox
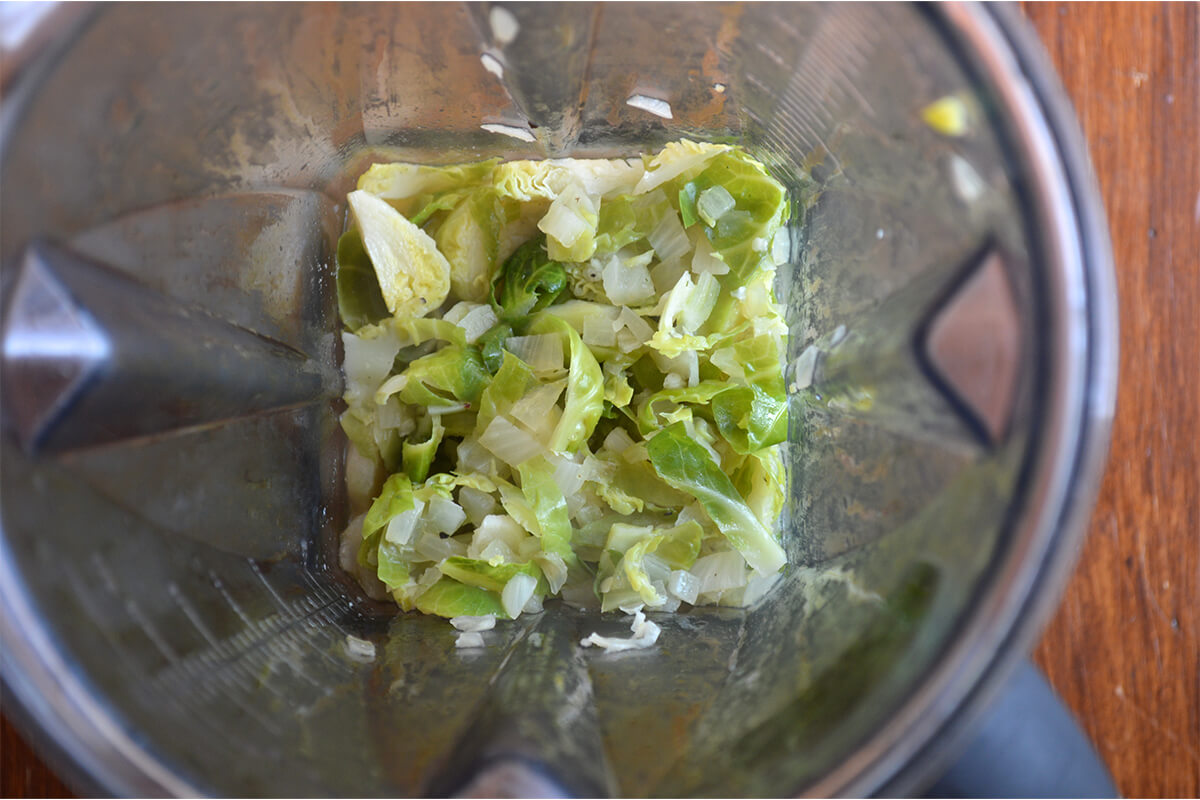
[0,3,1116,796]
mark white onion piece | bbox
[679,272,719,333]
[456,631,486,648]
[414,531,466,562]
[384,501,425,546]
[458,486,498,527]
[647,207,690,262]
[691,551,748,595]
[535,552,569,594]
[602,254,655,306]
[668,570,700,604]
[450,615,496,632]
[506,334,564,373]
[423,494,466,536]
[502,573,538,619]
[479,415,544,466]
[697,185,735,226]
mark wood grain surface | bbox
[2,3,1197,797]
[1023,2,1200,797]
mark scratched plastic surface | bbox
[0,4,1040,796]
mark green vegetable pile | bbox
[337,140,792,621]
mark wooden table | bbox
[1023,3,1199,797]
[2,3,1197,797]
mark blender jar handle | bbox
[926,659,1118,798]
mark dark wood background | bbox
[2,3,1197,797]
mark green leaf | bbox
[636,380,727,435]
[474,352,539,438]
[336,229,390,332]
[678,182,699,228]
[712,384,788,454]
[402,417,445,482]
[733,448,786,531]
[690,150,787,279]
[477,322,514,374]
[395,346,490,407]
[517,457,575,561]
[539,182,600,262]
[347,190,451,318]
[435,190,501,303]
[376,540,411,589]
[490,235,569,322]
[527,316,604,453]
[647,423,785,575]
[415,577,508,619]
[594,195,643,256]
[440,557,546,594]
[357,159,500,204]
[360,473,415,566]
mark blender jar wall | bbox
[0,3,1111,796]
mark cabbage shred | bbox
[338,140,791,622]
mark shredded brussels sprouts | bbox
[337,141,792,626]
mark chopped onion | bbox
[374,396,415,434]
[339,514,366,574]
[450,615,497,632]
[676,502,708,529]
[506,334,564,374]
[679,272,719,333]
[617,306,654,341]
[709,346,745,379]
[691,551,748,595]
[345,450,382,514]
[457,436,503,476]
[647,207,690,262]
[614,306,654,354]
[442,301,473,326]
[770,228,791,266]
[523,592,545,615]
[535,552,569,594]
[510,381,565,439]
[423,494,466,535]
[384,501,425,546]
[469,514,529,562]
[583,313,618,347]
[651,257,689,294]
[342,329,401,405]
[740,279,772,318]
[742,571,781,606]
[580,609,661,652]
[668,569,700,604]
[480,415,544,466]
[502,573,538,618]
[602,252,656,306]
[456,631,486,648]
[603,428,635,454]
[697,185,735,226]
[573,502,605,526]
[580,455,616,484]
[651,348,699,387]
[547,452,586,496]
[476,538,516,565]
[455,303,499,343]
[414,530,467,562]
[459,486,498,526]
[344,635,376,661]
[690,233,729,276]
[538,181,599,251]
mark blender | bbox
[1,3,1118,796]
